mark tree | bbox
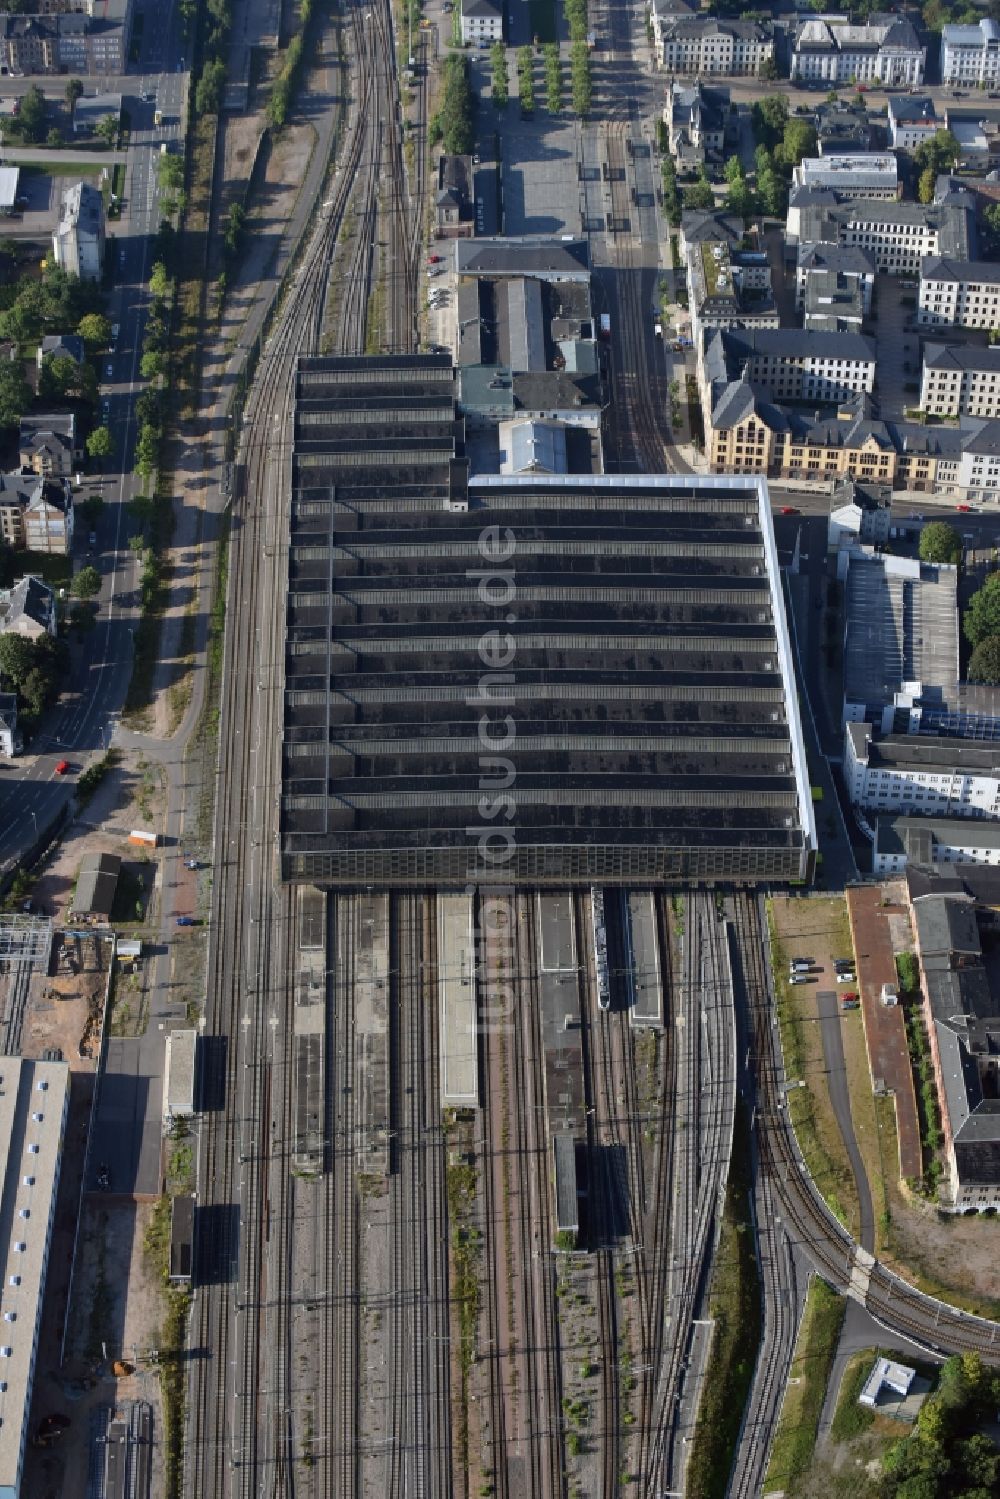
[435,54,474,156]
[72,565,102,599]
[750,95,788,152]
[46,127,62,149]
[570,41,591,118]
[724,157,755,220]
[517,47,535,112]
[918,520,961,564]
[544,43,561,114]
[490,41,508,109]
[65,78,84,110]
[39,353,96,404]
[140,350,165,381]
[682,172,715,211]
[95,114,119,147]
[778,118,818,169]
[0,632,36,687]
[195,57,227,115]
[965,572,1000,645]
[0,363,31,428]
[149,261,173,299]
[16,85,46,145]
[78,312,111,349]
[915,128,960,178]
[918,165,937,204]
[156,153,184,195]
[86,425,114,461]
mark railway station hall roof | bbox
[280,355,815,887]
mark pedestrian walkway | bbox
[846,886,923,1181]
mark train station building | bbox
[279,354,815,887]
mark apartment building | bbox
[791,15,925,87]
[794,199,973,273]
[793,153,899,201]
[0,575,58,639]
[887,95,940,151]
[51,181,104,281]
[917,257,1000,329]
[920,344,1000,418]
[653,15,774,76]
[0,0,130,74]
[19,412,77,477]
[940,18,1000,88]
[845,721,1000,818]
[955,419,1000,502]
[459,0,502,44]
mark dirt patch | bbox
[24,1200,167,1499]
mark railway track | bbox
[732,891,1000,1365]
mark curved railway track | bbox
[732,891,1000,1364]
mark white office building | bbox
[791,16,925,87]
[940,18,1000,87]
[0,1058,70,1499]
[845,722,1000,819]
[793,153,899,200]
[874,816,1000,876]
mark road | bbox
[0,12,186,871]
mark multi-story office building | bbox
[792,153,899,201]
[917,257,1000,329]
[0,0,131,74]
[940,18,1000,88]
[653,15,774,76]
[51,182,104,281]
[791,15,925,87]
[874,816,1000,876]
[796,242,876,313]
[919,344,1000,418]
[793,198,973,273]
[0,1058,70,1499]
[845,721,1000,818]
[709,327,877,405]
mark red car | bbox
[427,254,442,264]
[54,759,69,775]
[956,503,972,512]
[780,506,799,515]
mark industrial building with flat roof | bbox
[0,1057,70,1499]
[280,355,815,887]
[842,553,958,727]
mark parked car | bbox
[176,915,196,927]
[837,971,856,984]
[54,759,69,775]
[789,974,810,985]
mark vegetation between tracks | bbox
[144,1196,191,1499]
[766,898,860,1236]
[194,513,230,843]
[267,0,315,130]
[446,1158,480,1470]
[686,1103,761,1499]
[762,1277,845,1495]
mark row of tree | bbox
[433,55,475,156]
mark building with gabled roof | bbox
[791,14,925,87]
[0,575,57,640]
